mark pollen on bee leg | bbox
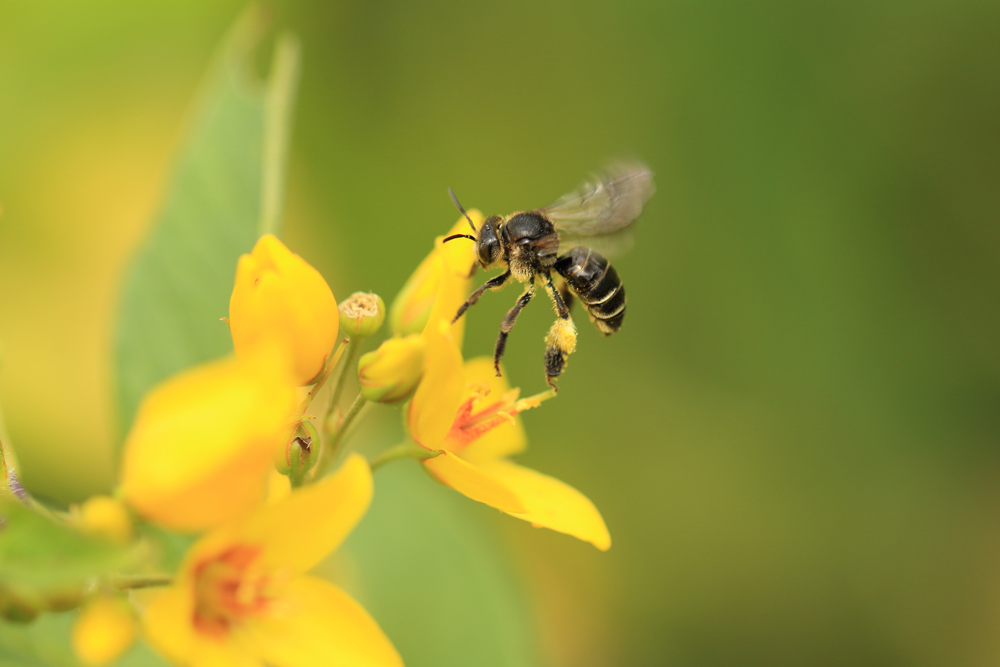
[545,318,577,355]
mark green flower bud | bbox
[42,585,86,613]
[0,587,39,624]
[339,292,385,340]
[357,335,425,404]
[275,421,318,487]
[292,422,318,477]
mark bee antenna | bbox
[443,233,477,243]
[449,187,477,232]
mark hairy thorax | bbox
[500,212,559,283]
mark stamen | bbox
[192,546,270,638]
[444,383,545,450]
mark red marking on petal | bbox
[191,545,272,639]
[444,386,526,451]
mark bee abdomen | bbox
[553,247,626,335]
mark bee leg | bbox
[452,269,511,323]
[558,279,575,314]
[493,283,536,377]
[541,272,577,391]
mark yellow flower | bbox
[141,455,402,667]
[229,234,339,386]
[388,213,480,338]
[72,596,136,666]
[407,320,611,550]
[121,348,297,533]
[357,334,425,404]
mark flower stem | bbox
[297,337,348,415]
[326,337,362,418]
[280,339,348,482]
[113,574,172,590]
[329,394,367,456]
[369,442,442,472]
[313,393,369,478]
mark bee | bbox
[444,162,655,390]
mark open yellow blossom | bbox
[142,454,401,667]
[121,347,297,533]
[406,279,610,550]
[229,234,338,386]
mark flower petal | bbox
[422,451,526,514]
[121,349,297,532]
[244,575,401,667]
[142,586,196,666]
[265,470,291,506]
[433,219,477,350]
[190,642,262,667]
[455,357,528,461]
[440,211,481,279]
[144,584,262,667]
[473,459,611,550]
[408,317,464,449]
[134,448,274,534]
[195,454,373,575]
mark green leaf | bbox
[0,502,128,590]
[113,6,300,450]
[0,613,79,667]
[0,612,170,667]
[340,461,541,667]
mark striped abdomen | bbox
[553,247,626,335]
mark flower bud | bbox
[339,292,385,339]
[78,495,132,544]
[0,587,38,624]
[357,335,425,403]
[389,213,480,336]
[389,251,438,337]
[229,234,339,386]
[288,436,316,485]
[275,422,318,485]
[72,597,136,666]
[42,585,86,613]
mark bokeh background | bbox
[2,1,1000,665]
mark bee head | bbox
[476,216,503,268]
[443,188,503,268]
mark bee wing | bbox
[540,161,655,237]
[556,227,636,259]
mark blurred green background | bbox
[2,1,1000,665]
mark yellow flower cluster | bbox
[105,235,400,666]
[67,220,610,666]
